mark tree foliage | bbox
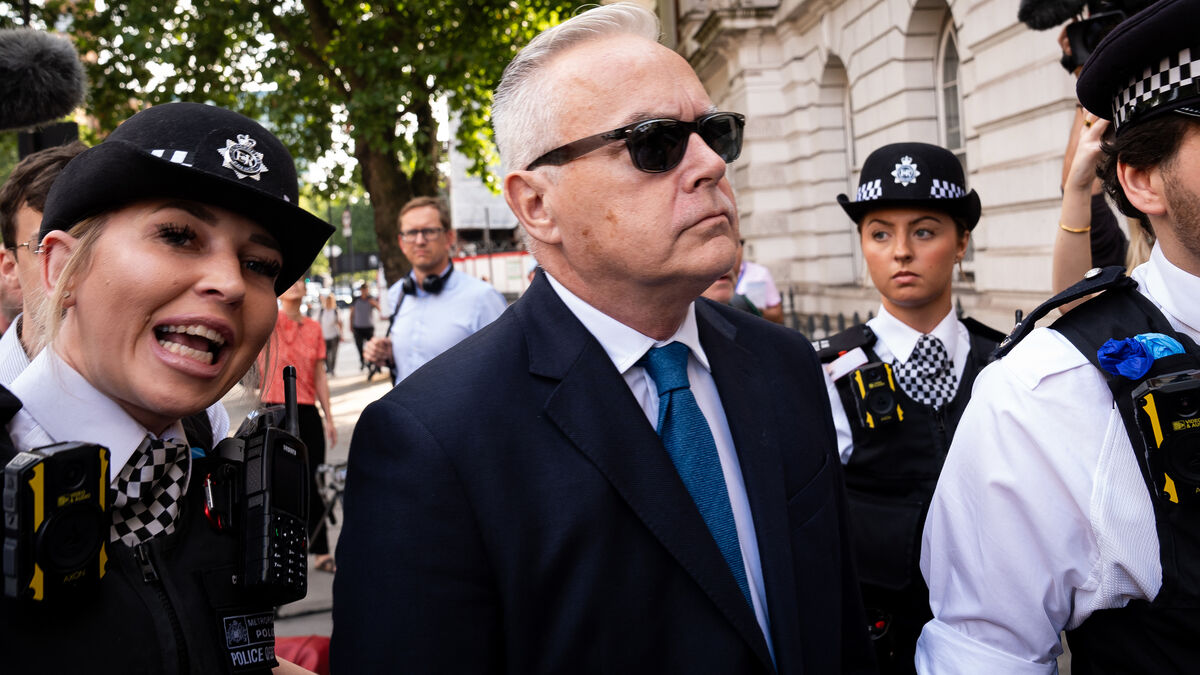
[17,0,568,283]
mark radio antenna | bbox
[282,365,299,438]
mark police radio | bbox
[1133,369,1200,506]
[3,442,109,602]
[850,362,904,429]
[208,365,309,605]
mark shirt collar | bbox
[871,304,960,364]
[1133,244,1200,339]
[544,272,711,374]
[10,347,186,472]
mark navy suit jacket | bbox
[331,272,873,674]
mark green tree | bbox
[24,0,566,283]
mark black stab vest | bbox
[0,392,279,675]
[826,319,1001,592]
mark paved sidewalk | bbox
[219,324,394,639]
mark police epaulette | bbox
[992,265,1135,361]
[813,325,877,364]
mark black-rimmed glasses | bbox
[526,111,745,173]
[400,228,446,242]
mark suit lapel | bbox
[698,302,800,670]
[518,276,773,669]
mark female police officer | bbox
[0,102,331,674]
[816,142,1004,674]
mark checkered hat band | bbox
[111,437,191,547]
[1115,46,1200,129]
[929,179,964,199]
[856,179,882,202]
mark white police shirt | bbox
[916,244,1197,674]
[9,347,187,481]
[0,315,30,387]
[544,272,775,662]
[822,305,970,463]
[386,268,507,383]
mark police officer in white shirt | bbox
[918,1,1200,672]
[818,141,1003,674]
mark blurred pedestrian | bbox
[318,292,342,374]
[366,196,505,384]
[349,282,378,371]
[259,278,337,573]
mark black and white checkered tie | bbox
[895,334,958,410]
[111,437,191,547]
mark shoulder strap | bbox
[993,265,1135,360]
[1047,278,1200,503]
[180,411,215,455]
[960,316,1007,345]
[813,325,877,364]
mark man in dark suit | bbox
[331,4,872,673]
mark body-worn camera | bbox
[3,442,109,601]
[850,363,904,429]
[207,365,308,606]
[1133,369,1200,506]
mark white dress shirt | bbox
[9,347,187,483]
[916,244,1196,674]
[823,305,970,463]
[386,267,507,383]
[0,314,31,387]
[545,273,774,660]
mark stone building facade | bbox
[654,0,1095,331]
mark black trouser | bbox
[351,326,373,367]
[324,338,339,373]
[296,403,330,555]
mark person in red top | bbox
[260,277,337,572]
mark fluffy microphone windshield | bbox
[0,29,86,132]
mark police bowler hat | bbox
[1077,0,1200,135]
[837,142,981,230]
[40,102,333,294]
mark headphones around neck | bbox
[401,263,453,296]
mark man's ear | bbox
[41,230,78,307]
[0,246,19,290]
[504,170,561,247]
[1118,160,1168,218]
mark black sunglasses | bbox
[526,111,745,173]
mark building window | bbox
[937,18,974,272]
[937,20,964,164]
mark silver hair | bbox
[492,2,661,176]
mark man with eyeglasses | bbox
[0,142,86,383]
[364,195,506,384]
[333,3,872,673]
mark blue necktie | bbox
[639,342,752,609]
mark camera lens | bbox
[868,391,895,416]
[1175,395,1199,419]
[37,506,104,573]
[58,460,87,492]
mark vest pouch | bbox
[200,564,280,673]
[846,487,924,591]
